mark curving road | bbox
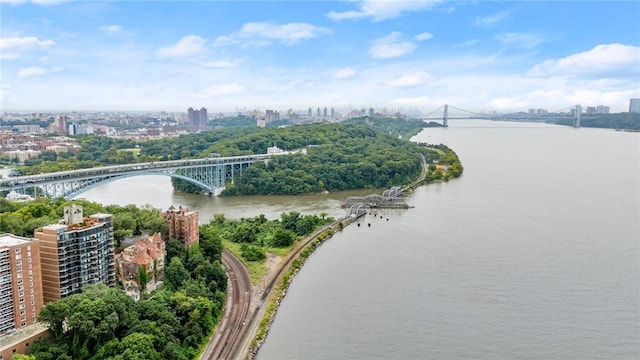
[201,250,253,360]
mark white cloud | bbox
[333,67,357,80]
[327,0,442,22]
[527,44,640,77]
[474,11,510,26]
[213,22,331,47]
[414,32,433,41]
[192,83,245,98]
[496,33,543,49]
[18,66,46,78]
[387,71,433,87]
[0,36,55,59]
[0,36,55,50]
[200,60,239,69]
[157,35,206,58]
[369,32,416,59]
[100,25,123,33]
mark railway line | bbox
[201,250,253,360]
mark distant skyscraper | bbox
[56,115,67,135]
[308,107,312,117]
[317,107,321,117]
[187,107,207,127]
[187,107,195,125]
[323,107,328,117]
[199,107,207,126]
[369,108,374,117]
[331,107,335,119]
[629,98,640,113]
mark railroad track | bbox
[201,250,252,360]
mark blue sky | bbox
[1,0,639,113]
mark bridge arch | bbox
[64,171,216,199]
[1,154,267,199]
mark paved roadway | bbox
[201,250,253,360]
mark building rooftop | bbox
[0,323,49,352]
[0,233,34,247]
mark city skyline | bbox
[1,1,639,113]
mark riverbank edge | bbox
[244,216,353,359]
[241,151,451,359]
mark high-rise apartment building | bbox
[629,98,640,113]
[34,205,115,304]
[187,107,208,127]
[162,205,199,248]
[55,115,67,135]
[0,234,43,335]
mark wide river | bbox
[80,120,639,359]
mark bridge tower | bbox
[573,105,581,128]
[443,104,449,127]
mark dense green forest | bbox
[10,118,462,196]
[189,122,457,195]
[15,117,430,175]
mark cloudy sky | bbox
[1,0,639,113]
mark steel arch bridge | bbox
[0,154,272,199]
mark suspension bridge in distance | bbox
[421,104,584,128]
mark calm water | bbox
[79,120,639,359]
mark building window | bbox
[17,279,23,285]
[20,310,25,315]
[28,257,31,263]
[21,322,26,327]
[18,285,24,291]
[19,297,24,303]
[16,266,22,272]
[17,273,22,279]
[15,254,21,260]
[15,248,21,254]
[16,260,22,266]
[18,291,24,297]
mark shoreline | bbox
[238,151,452,359]
[243,215,354,359]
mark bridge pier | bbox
[573,105,581,128]
[443,104,449,127]
[442,104,449,127]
